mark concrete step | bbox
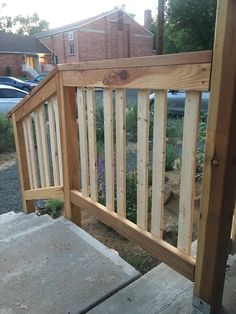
[0,213,54,242]
[88,254,236,314]
[0,211,24,225]
[0,216,140,314]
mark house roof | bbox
[0,31,51,54]
[35,9,153,38]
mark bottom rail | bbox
[70,189,196,281]
[24,186,64,200]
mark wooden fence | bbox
[9,50,236,283]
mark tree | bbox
[0,10,49,35]
[13,13,49,35]
[164,0,217,53]
[157,0,165,55]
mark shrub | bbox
[196,113,207,181]
[165,144,179,171]
[46,199,64,219]
[0,114,15,153]
[126,106,137,142]
[4,65,12,76]
[166,117,183,145]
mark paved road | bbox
[0,163,22,214]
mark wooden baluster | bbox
[103,88,114,211]
[22,119,33,189]
[12,114,34,213]
[230,205,236,254]
[151,90,167,238]
[48,98,60,186]
[38,105,51,187]
[86,88,98,201]
[34,108,46,187]
[77,87,89,196]
[137,90,149,229]
[177,91,201,255]
[25,115,38,189]
[57,74,81,225]
[116,89,126,218]
[53,97,63,186]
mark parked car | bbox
[0,76,36,92]
[0,84,28,113]
[149,90,209,115]
[26,73,47,84]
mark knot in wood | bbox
[119,70,127,80]
[212,159,219,167]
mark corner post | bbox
[56,72,81,225]
[194,0,236,312]
[12,114,34,213]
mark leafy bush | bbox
[126,106,137,142]
[46,199,64,219]
[166,117,183,144]
[96,105,104,142]
[165,144,179,171]
[4,65,12,76]
[196,114,207,181]
[0,114,15,153]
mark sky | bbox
[1,0,158,29]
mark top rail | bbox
[8,51,212,122]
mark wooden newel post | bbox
[12,114,35,213]
[193,0,236,313]
[56,73,81,225]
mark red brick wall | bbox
[39,11,153,64]
[0,54,25,77]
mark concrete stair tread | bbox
[0,213,54,241]
[0,211,24,225]
[0,214,140,314]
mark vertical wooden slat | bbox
[86,87,98,201]
[48,99,60,186]
[103,88,114,211]
[116,89,126,217]
[151,90,167,238]
[12,114,34,213]
[34,109,45,187]
[137,90,149,229]
[53,97,63,185]
[177,91,200,254]
[25,115,38,189]
[77,87,89,196]
[57,74,81,225]
[38,105,51,187]
[22,119,33,189]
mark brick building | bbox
[35,9,153,64]
[0,31,52,77]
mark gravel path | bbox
[0,162,22,214]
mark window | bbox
[0,89,26,98]
[68,31,74,41]
[69,43,75,55]
[54,55,59,64]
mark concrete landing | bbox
[89,254,236,314]
[0,212,139,314]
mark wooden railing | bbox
[9,50,235,282]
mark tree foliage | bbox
[164,0,217,53]
[0,12,49,35]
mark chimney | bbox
[144,9,152,31]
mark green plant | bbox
[0,114,15,153]
[46,199,64,219]
[165,144,179,171]
[126,106,137,142]
[4,65,12,76]
[196,113,207,181]
[166,117,183,145]
[96,105,104,142]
